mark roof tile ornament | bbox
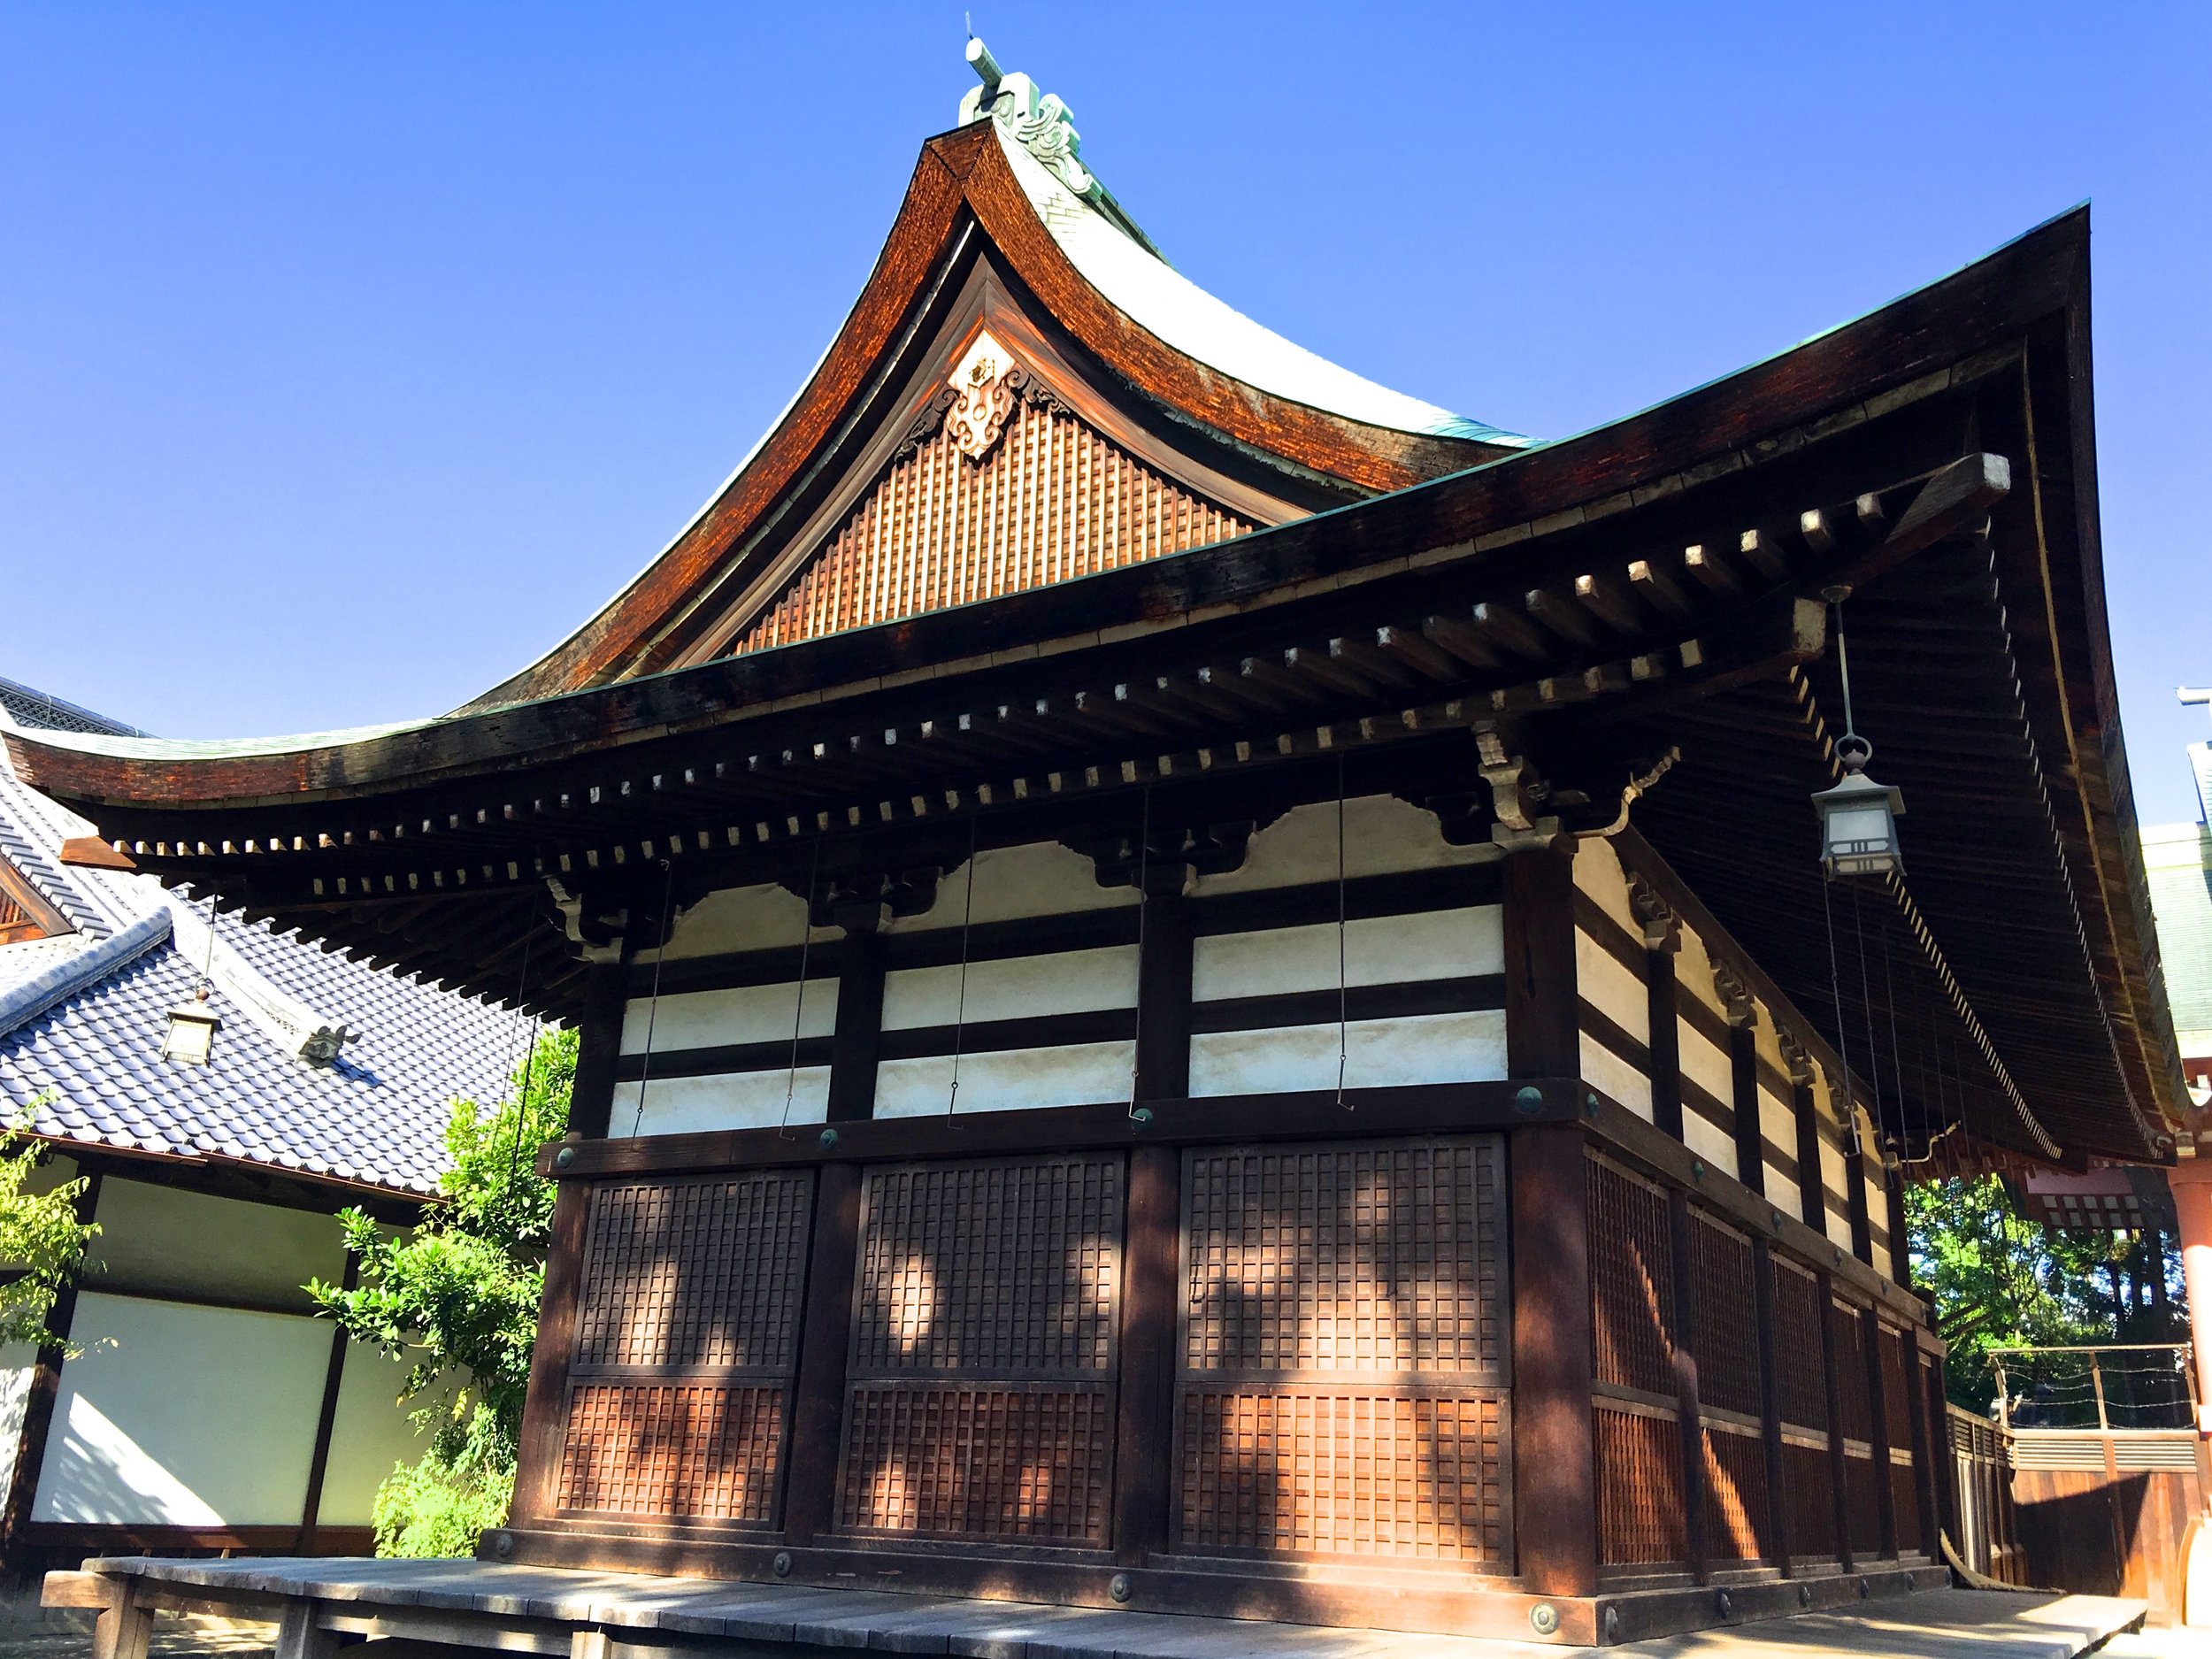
[958,38,1099,204]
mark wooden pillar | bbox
[294,1249,359,1554]
[1667,1191,1710,1582]
[1502,843,1596,1594]
[506,1177,591,1532]
[826,902,887,1123]
[89,1581,152,1659]
[1816,1273,1856,1572]
[1133,878,1194,1102]
[1749,1240,1793,1575]
[1725,1002,1764,1201]
[1644,941,1683,1140]
[1924,1348,1961,1557]
[1886,1167,1914,1294]
[1,1168,101,1555]
[781,1161,864,1546]
[1863,1310,1897,1559]
[1842,1102,1875,1268]
[566,954,627,1140]
[1790,1067,1826,1233]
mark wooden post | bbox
[826,902,887,1122]
[507,1179,591,1531]
[89,1581,152,1659]
[1133,878,1194,1102]
[1844,1116,1875,1268]
[567,955,627,1140]
[1817,1273,1856,1573]
[1645,943,1683,1140]
[1749,1240,1793,1576]
[1886,1167,1913,1294]
[1667,1191,1710,1582]
[1863,1310,1897,1559]
[294,1249,359,1554]
[781,1161,864,1545]
[1791,1074,1826,1233]
[1,1168,101,1555]
[1924,1348,1959,1558]
[1726,1013,1764,1200]
[1112,1145,1180,1566]
[273,1599,340,1659]
[1502,843,1596,1595]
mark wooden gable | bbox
[729,340,1256,657]
[0,859,69,946]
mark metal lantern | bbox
[1812,733,1904,877]
[161,984,221,1065]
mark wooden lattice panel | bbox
[1588,1155,1676,1396]
[837,1154,1123,1548]
[1782,1436,1836,1560]
[1184,1140,1503,1378]
[1177,1389,1504,1562]
[1688,1210,1762,1419]
[732,395,1253,656]
[1878,1322,1915,1449]
[1830,1299,1875,1444]
[556,1384,786,1521]
[852,1156,1121,1375]
[838,1384,1112,1543]
[1771,1257,1829,1431]
[1890,1458,1922,1555]
[1845,1448,1882,1557]
[1595,1404,1687,1565]
[1700,1422,1772,1563]
[573,1174,813,1370]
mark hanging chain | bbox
[629,858,675,1137]
[779,833,824,1139]
[948,813,980,1124]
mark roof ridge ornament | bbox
[959,37,1099,204]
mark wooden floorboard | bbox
[68,1560,2144,1657]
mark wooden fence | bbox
[1946,1403,2028,1586]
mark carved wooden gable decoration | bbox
[731,328,1257,657]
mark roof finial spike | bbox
[964,35,1002,95]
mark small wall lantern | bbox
[1813,733,1904,877]
[161,984,221,1065]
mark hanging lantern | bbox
[161,983,221,1065]
[1813,733,1905,876]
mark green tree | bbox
[0,1100,100,1350]
[1907,1174,2182,1415]
[310,1026,575,1556]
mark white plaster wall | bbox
[1575,929,1647,1043]
[620,979,838,1054]
[1188,1010,1507,1096]
[1571,837,1642,939]
[613,1068,831,1136]
[315,1348,435,1527]
[88,1180,348,1311]
[1582,1033,1653,1120]
[1766,1170,1805,1225]
[1672,922,1732,1025]
[36,1295,325,1525]
[0,1341,35,1502]
[881,946,1138,1028]
[887,841,1135,931]
[1818,1133,1855,1250]
[1681,1110,1739,1181]
[1867,1170,1894,1279]
[648,882,832,963]
[1758,1083,1796,1167]
[1193,795,1496,895]
[1194,909,1501,1001]
[1679,1023,1733,1118]
[872,1041,1137,1117]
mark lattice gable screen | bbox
[728,388,1254,657]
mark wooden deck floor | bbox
[49,1559,2146,1659]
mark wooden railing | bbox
[1945,1403,2027,1586]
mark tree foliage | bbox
[1906,1174,2183,1414]
[310,1026,574,1556]
[0,1101,99,1351]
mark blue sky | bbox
[4,4,2208,822]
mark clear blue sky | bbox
[4,4,2208,822]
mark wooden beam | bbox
[826,906,887,1123]
[505,1179,589,1532]
[293,1250,358,1554]
[1111,1145,1179,1567]
[780,1163,862,1546]
[1502,846,1578,1079]
[1510,1124,1597,1597]
[566,957,626,1140]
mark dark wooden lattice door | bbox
[834,1153,1124,1546]
[553,1171,815,1525]
[1174,1136,1509,1568]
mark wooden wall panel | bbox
[1587,1156,1689,1570]
[1770,1256,1836,1561]
[1175,1138,1508,1567]
[836,1155,1122,1547]
[554,1173,814,1525]
[733,396,1251,657]
[1595,1404,1686,1565]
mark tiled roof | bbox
[0,676,145,738]
[0,680,534,1197]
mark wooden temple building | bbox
[7,45,2190,1650]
